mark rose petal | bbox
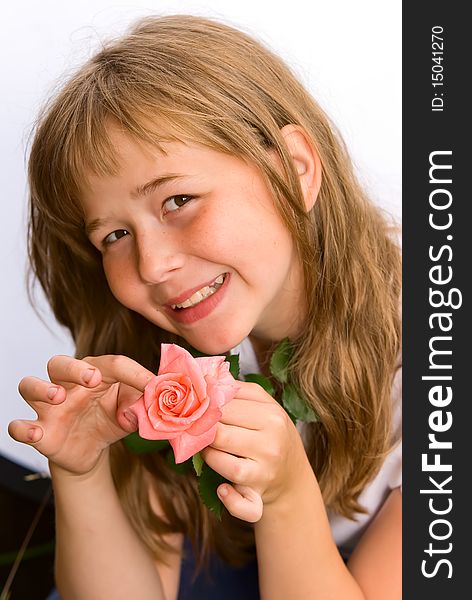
[147,402,190,432]
[205,376,240,409]
[170,424,217,463]
[143,373,180,410]
[158,395,210,425]
[158,345,207,399]
[133,345,239,449]
[158,343,187,372]
[129,396,181,439]
[185,404,222,436]
[156,380,191,415]
[179,388,202,417]
[195,355,227,378]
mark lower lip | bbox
[164,274,230,325]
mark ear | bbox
[280,124,322,211]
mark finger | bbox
[235,381,275,403]
[202,446,257,486]
[211,422,259,457]
[47,355,103,388]
[81,355,155,392]
[219,399,270,429]
[115,400,140,433]
[18,377,67,408]
[8,419,44,445]
[217,484,263,523]
[46,354,154,392]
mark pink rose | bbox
[129,344,239,463]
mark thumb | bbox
[217,484,263,523]
[116,389,143,433]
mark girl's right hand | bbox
[8,355,154,476]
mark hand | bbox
[201,381,309,522]
[9,355,154,475]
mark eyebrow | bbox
[131,173,185,199]
[85,173,185,237]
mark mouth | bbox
[169,273,226,309]
[163,273,230,325]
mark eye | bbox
[163,194,194,214]
[103,229,130,245]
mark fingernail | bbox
[124,410,138,427]
[82,368,95,384]
[47,386,58,400]
[28,428,42,442]
[218,485,229,498]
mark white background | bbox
[0,0,401,473]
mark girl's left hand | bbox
[201,381,310,522]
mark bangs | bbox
[30,12,310,243]
[61,87,255,201]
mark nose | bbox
[136,232,184,284]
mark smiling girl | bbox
[9,15,401,600]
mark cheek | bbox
[182,208,233,261]
[105,265,180,336]
[102,255,138,305]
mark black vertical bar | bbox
[403,3,469,597]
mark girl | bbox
[9,15,402,599]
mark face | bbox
[82,129,306,354]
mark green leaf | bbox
[188,346,210,358]
[192,452,204,476]
[165,448,193,474]
[269,338,293,383]
[123,432,169,454]
[244,372,275,396]
[281,383,319,423]
[197,463,228,520]
[226,354,240,379]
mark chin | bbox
[189,340,233,356]
[186,330,249,356]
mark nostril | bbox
[136,236,185,285]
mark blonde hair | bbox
[27,15,401,565]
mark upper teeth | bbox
[171,274,225,309]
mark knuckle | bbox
[246,381,263,395]
[108,354,128,371]
[214,424,228,448]
[110,353,124,365]
[265,439,282,460]
[231,459,247,483]
[267,408,289,431]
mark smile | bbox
[170,274,226,309]
[164,273,230,325]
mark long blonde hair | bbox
[27,15,401,564]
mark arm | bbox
[9,354,176,600]
[52,453,167,600]
[254,474,401,599]
[254,460,364,600]
[347,488,402,598]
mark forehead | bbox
[81,127,186,196]
[80,127,259,206]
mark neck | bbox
[248,335,279,377]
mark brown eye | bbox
[163,195,193,213]
[103,229,130,245]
